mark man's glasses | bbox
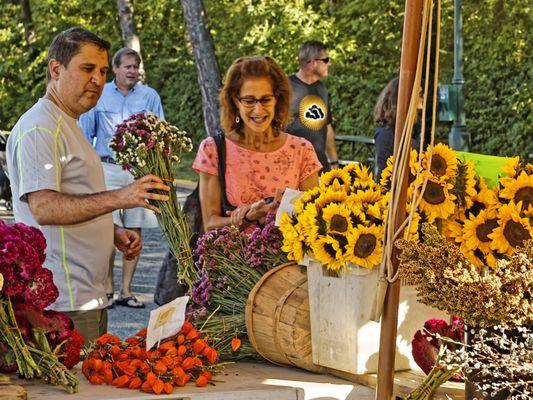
[309,57,330,64]
[237,95,276,108]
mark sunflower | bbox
[462,207,499,254]
[488,201,532,255]
[422,143,458,180]
[321,202,353,236]
[441,216,464,244]
[464,176,499,218]
[320,168,352,190]
[279,212,305,262]
[460,244,498,269]
[417,178,457,223]
[294,186,321,214]
[501,156,520,180]
[297,203,322,242]
[453,159,477,209]
[403,209,421,242]
[380,156,394,189]
[499,170,533,212]
[343,163,377,191]
[314,184,349,209]
[311,235,346,271]
[346,224,383,269]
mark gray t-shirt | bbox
[7,98,114,312]
[285,75,332,170]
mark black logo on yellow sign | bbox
[299,95,327,131]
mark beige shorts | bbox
[102,161,159,229]
[63,308,108,347]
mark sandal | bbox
[106,293,115,309]
[115,295,145,309]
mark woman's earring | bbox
[235,115,240,124]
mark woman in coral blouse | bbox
[193,56,321,231]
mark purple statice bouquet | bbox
[0,220,79,392]
[188,214,288,359]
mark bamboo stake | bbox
[375,0,423,398]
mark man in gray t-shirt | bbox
[285,41,339,172]
[6,27,170,345]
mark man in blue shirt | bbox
[79,48,165,309]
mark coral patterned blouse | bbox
[192,134,322,206]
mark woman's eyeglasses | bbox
[237,95,276,108]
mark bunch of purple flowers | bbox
[188,214,288,359]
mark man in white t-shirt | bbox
[6,27,170,345]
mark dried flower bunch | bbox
[0,221,80,392]
[280,163,388,271]
[439,325,532,399]
[189,214,288,359]
[109,112,197,287]
[397,224,532,327]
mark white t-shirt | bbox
[7,98,114,312]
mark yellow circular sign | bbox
[299,95,327,131]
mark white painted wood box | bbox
[307,260,447,374]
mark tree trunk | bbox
[19,0,37,60]
[180,0,221,137]
[116,0,144,78]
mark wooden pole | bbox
[375,0,423,398]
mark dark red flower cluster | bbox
[0,220,83,371]
[412,317,464,381]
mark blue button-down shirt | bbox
[78,81,165,158]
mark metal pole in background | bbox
[448,0,469,151]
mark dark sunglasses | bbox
[311,57,330,64]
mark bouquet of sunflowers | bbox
[439,156,532,268]
[279,163,388,271]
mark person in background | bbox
[285,40,339,172]
[79,48,165,309]
[193,55,321,231]
[373,77,422,180]
[6,27,169,345]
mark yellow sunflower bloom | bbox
[499,170,533,212]
[404,209,421,242]
[320,168,352,190]
[322,202,353,236]
[488,201,532,255]
[346,224,383,269]
[344,163,377,191]
[279,213,305,262]
[453,160,477,209]
[311,235,346,271]
[380,156,394,189]
[417,178,457,223]
[441,217,464,244]
[294,186,322,214]
[501,156,520,179]
[462,207,499,254]
[463,177,499,218]
[422,143,458,180]
[314,185,349,209]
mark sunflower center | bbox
[514,186,532,210]
[354,234,377,258]
[467,201,486,217]
[423,181,446,205]
[430,155,448,176]
[330,215,348,233]
[503,220,531,248]
[324,243,337,259]
[475,218,498,242]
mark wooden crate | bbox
[0,374,26,399]
[307,260,448,374]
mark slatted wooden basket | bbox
[245,262,324,373]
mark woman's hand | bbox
[229,205,251,227]
[244,199,278,224]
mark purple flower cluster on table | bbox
[187,213,289,359]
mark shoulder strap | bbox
[213,132,235,211]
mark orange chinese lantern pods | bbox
[231,338,241,352]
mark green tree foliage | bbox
[0,0,530,159]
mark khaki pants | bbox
[63,308,108,347]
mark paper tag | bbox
[146,295,189,351]
[275,188,303,226]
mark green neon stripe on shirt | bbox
[16,115,75,310]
